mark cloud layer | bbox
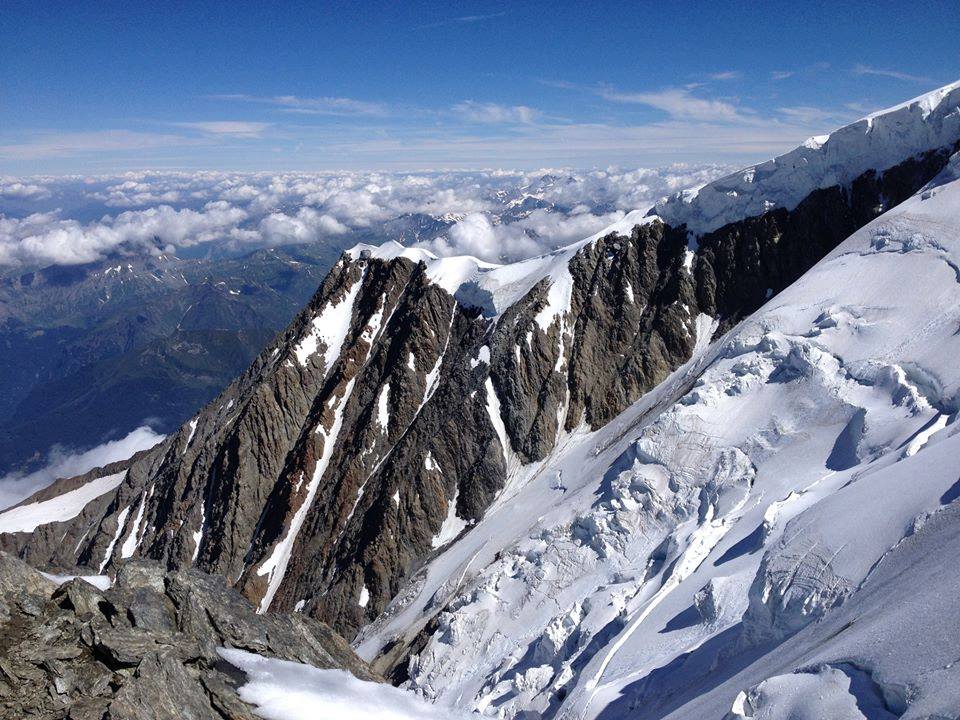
[0,426,165,511]
[0,165,730,266]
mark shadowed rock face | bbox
[488,221,699,459]
[0,553,374,720]
[3,145,955,641]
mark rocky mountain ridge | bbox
[2,79,959,666]
[354,148,960,719]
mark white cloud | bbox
[210,94,388,116]
[414,11,508,30]
[776,105,853,126]
[0,130,201,160]
[421,206,628,263]
[0,202,249,266]
[0,181,51,199]
[851,64,932,84]
[414,164,728,262]
[0,426,164,511]
[0,165,731,266]
[451,102,540,125]
[175,121,271,137]
[771,70,795,81]
[422,212,542,262]
[598,86,749,123]
[259,206,348,245]
[1,89,849,172]
[708,71,742,81]
[515,207,625,245]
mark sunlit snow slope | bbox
[355,152,960,719]
[653,80,960,236]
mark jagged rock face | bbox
[565,224,697,430]
[5,145,956,642]
[488,223,699,458]
[486,146,958,458]
[9,255,505,637]
[0,553,373,719]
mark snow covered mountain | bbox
[653,80,960,235]
[358,138,960,720]
[2,81,960,719]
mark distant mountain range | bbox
[0,243,342,473]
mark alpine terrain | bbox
[2,80,960,719]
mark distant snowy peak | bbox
[347,209,654,318]
[652,79,960,236]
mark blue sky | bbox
[2,0,958,174]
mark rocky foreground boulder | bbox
[0,553,374,719]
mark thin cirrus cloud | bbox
[851,64,932,84]
[414,11,508,30]
[451,101,540,125]
[541,78,756,125]
[0,74,861,171]
[214,94,539,124]
[173,121,272,137]
[0,129,202,160]
[775,105,854,126]
[208,93,389,116]
[707,71,742,81]
[597,86,750,123]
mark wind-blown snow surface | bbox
[219,648,470,720]
[354,155,960,719]
[653,80,960,236]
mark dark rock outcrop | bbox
[0,553,374,719]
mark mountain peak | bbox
[347,209,657,320]
[652,78,960,235]
[4,80,960,720]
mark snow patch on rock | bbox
[0,471,126,534]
